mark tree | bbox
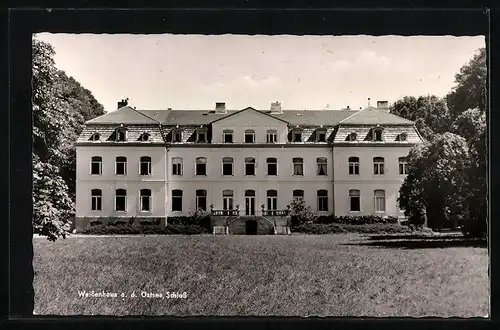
[288,198,317,225]
[446,48,487,117]
[398,133,471,230]
[390,95,452,141]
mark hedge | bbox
[290,223,414,235]
[81,224,210,235]
[290,214,400,226]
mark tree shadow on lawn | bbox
[343,235,487,249]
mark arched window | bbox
[115,189,127,211]
[349,189,360,212]
[172,129,183,143]
[399,157,408,175]
[223,129,234,143]
[140,189,152,212]
[245,190,256,197]
[139,133,150,142]
[348,157,360,175]
[172,157,183,176]
[244,129,255,143]
[196,157,207,176]
[267,157,278,176]
[374,190,386,212]
[222,157,234,176]
[222,189,234,210]
[244,157,256,176]
[399,132,407,141]
[115,128,127,142]
[373,157,385,175]
[317,157,327,176]
[196,189,207,211]
[115,156,127,175]
[293,157,304,176]
[140,156,152,175]
[91,156,102,175]
[317,190,329,212]
[89,133,100,141]
[266,129,277,143]
[347,132,357,142]
[293,189,304,201]
[172,189,183,211]
[373,128,384,142]
[267,190,278,212]
[91,189,102,211]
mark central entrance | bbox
[245,190,256,216]
[245,220,258,235]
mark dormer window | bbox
[89,133,100,141]
[292,128,303,142]
[115,128,127,142]
[244,129,255,143]
[348,132,357,142]
[139,133,150,142]
[373,128,384,142]
[172,129,182,143]
[399,133,407,141]
[196,129,207,143]
[316,129,327,142]
[223,129,233,143]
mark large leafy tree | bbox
[446,48,487,117]
[390,95,452,141]
[398,133,471,230]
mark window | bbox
[172,190,183,211]
[222,157,234,176]
[399,157,408,175]
[196,189,207,211]
[244,157,255,176]
[115,156,127,175]
[399,133,407,141]
[349,189,360,212]
[373,128,383,142]
[374,190,386,212]
[172,129,182,143]
[140,156,152,175]
[317,190,328,212]
[348,157,359,175]
[267,157,278,176]
[223,129,233,143]
[91,189,102,211]
[140,189,152,212]
[293,190,304,201]
[266,130,277,143]
[292,129,302,142]
[316,129,327,142]
[115,189,126,211]
[244,129,255,143]
[91,156,102,175]
[196,129,207,143]
[194,157,207,176]
[293,157,304,176]
[172,157,183,176]
[89,133,100,141]
[116,128,127,142]
[267,190,278,211]
[373,157,385,175]
[222,189,234,210]
[139,133,150,142]
[317,157,327,176]
[347,132,357,142]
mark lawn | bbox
[33,234,489,317]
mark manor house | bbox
[74,99,423,233]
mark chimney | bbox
[270,101,282,114]
[215,102,226,114]
[117,98,129,109]
[377,100,390,112]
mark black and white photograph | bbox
[31,29,488,317]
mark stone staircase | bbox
[211,214,291,235]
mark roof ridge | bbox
[128,106,161,123]
[338,108,365,124]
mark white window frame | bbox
[90,156,102,175]
[348,132,357,141]
[114,189,127,212]
[116,129,127,142]
[266,157,278,176]
[293,190,304,201]
[139,189,152,212]
[373,128,384,142]
[316,157,328,176]
[139,133,150,142]
[267,190,278,211]
[195,157,207,176]
[139,156,152,176]
[196,129,207,143]
[196,189,207,211]
[349,189,361,212]
[266,130,277,143]
[222,190,234,210]
[348,157,360,175]
[244,157,256,176]
[374,190,386,212]
[115,156,127,175]
[316,129,327,142]
[244,129,255,143]
[373,157,385,175]
[292,129,303,143]
[293,157,304,176]
[91,189,102,211]
[317,190,329,212]
[90,133,101,141]
[223,130,234,143]
[172,129,183,143]
[172,157,183,176]
[171,190,183,212]
[222,157,234,176]
[399,157,409,175]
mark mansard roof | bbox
[85,105,413,127]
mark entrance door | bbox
[245,220,258,235]
[245,190,256,216]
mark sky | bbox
[36,33,485,113]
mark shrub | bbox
[312,215,399,225]
[81,223,210,235]
[167,214,211,231]
[291,223,414,235]
[288,198,317,225]
[164,224,209,235]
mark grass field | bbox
[33,234,489,317]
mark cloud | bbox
[237,75,282,90]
